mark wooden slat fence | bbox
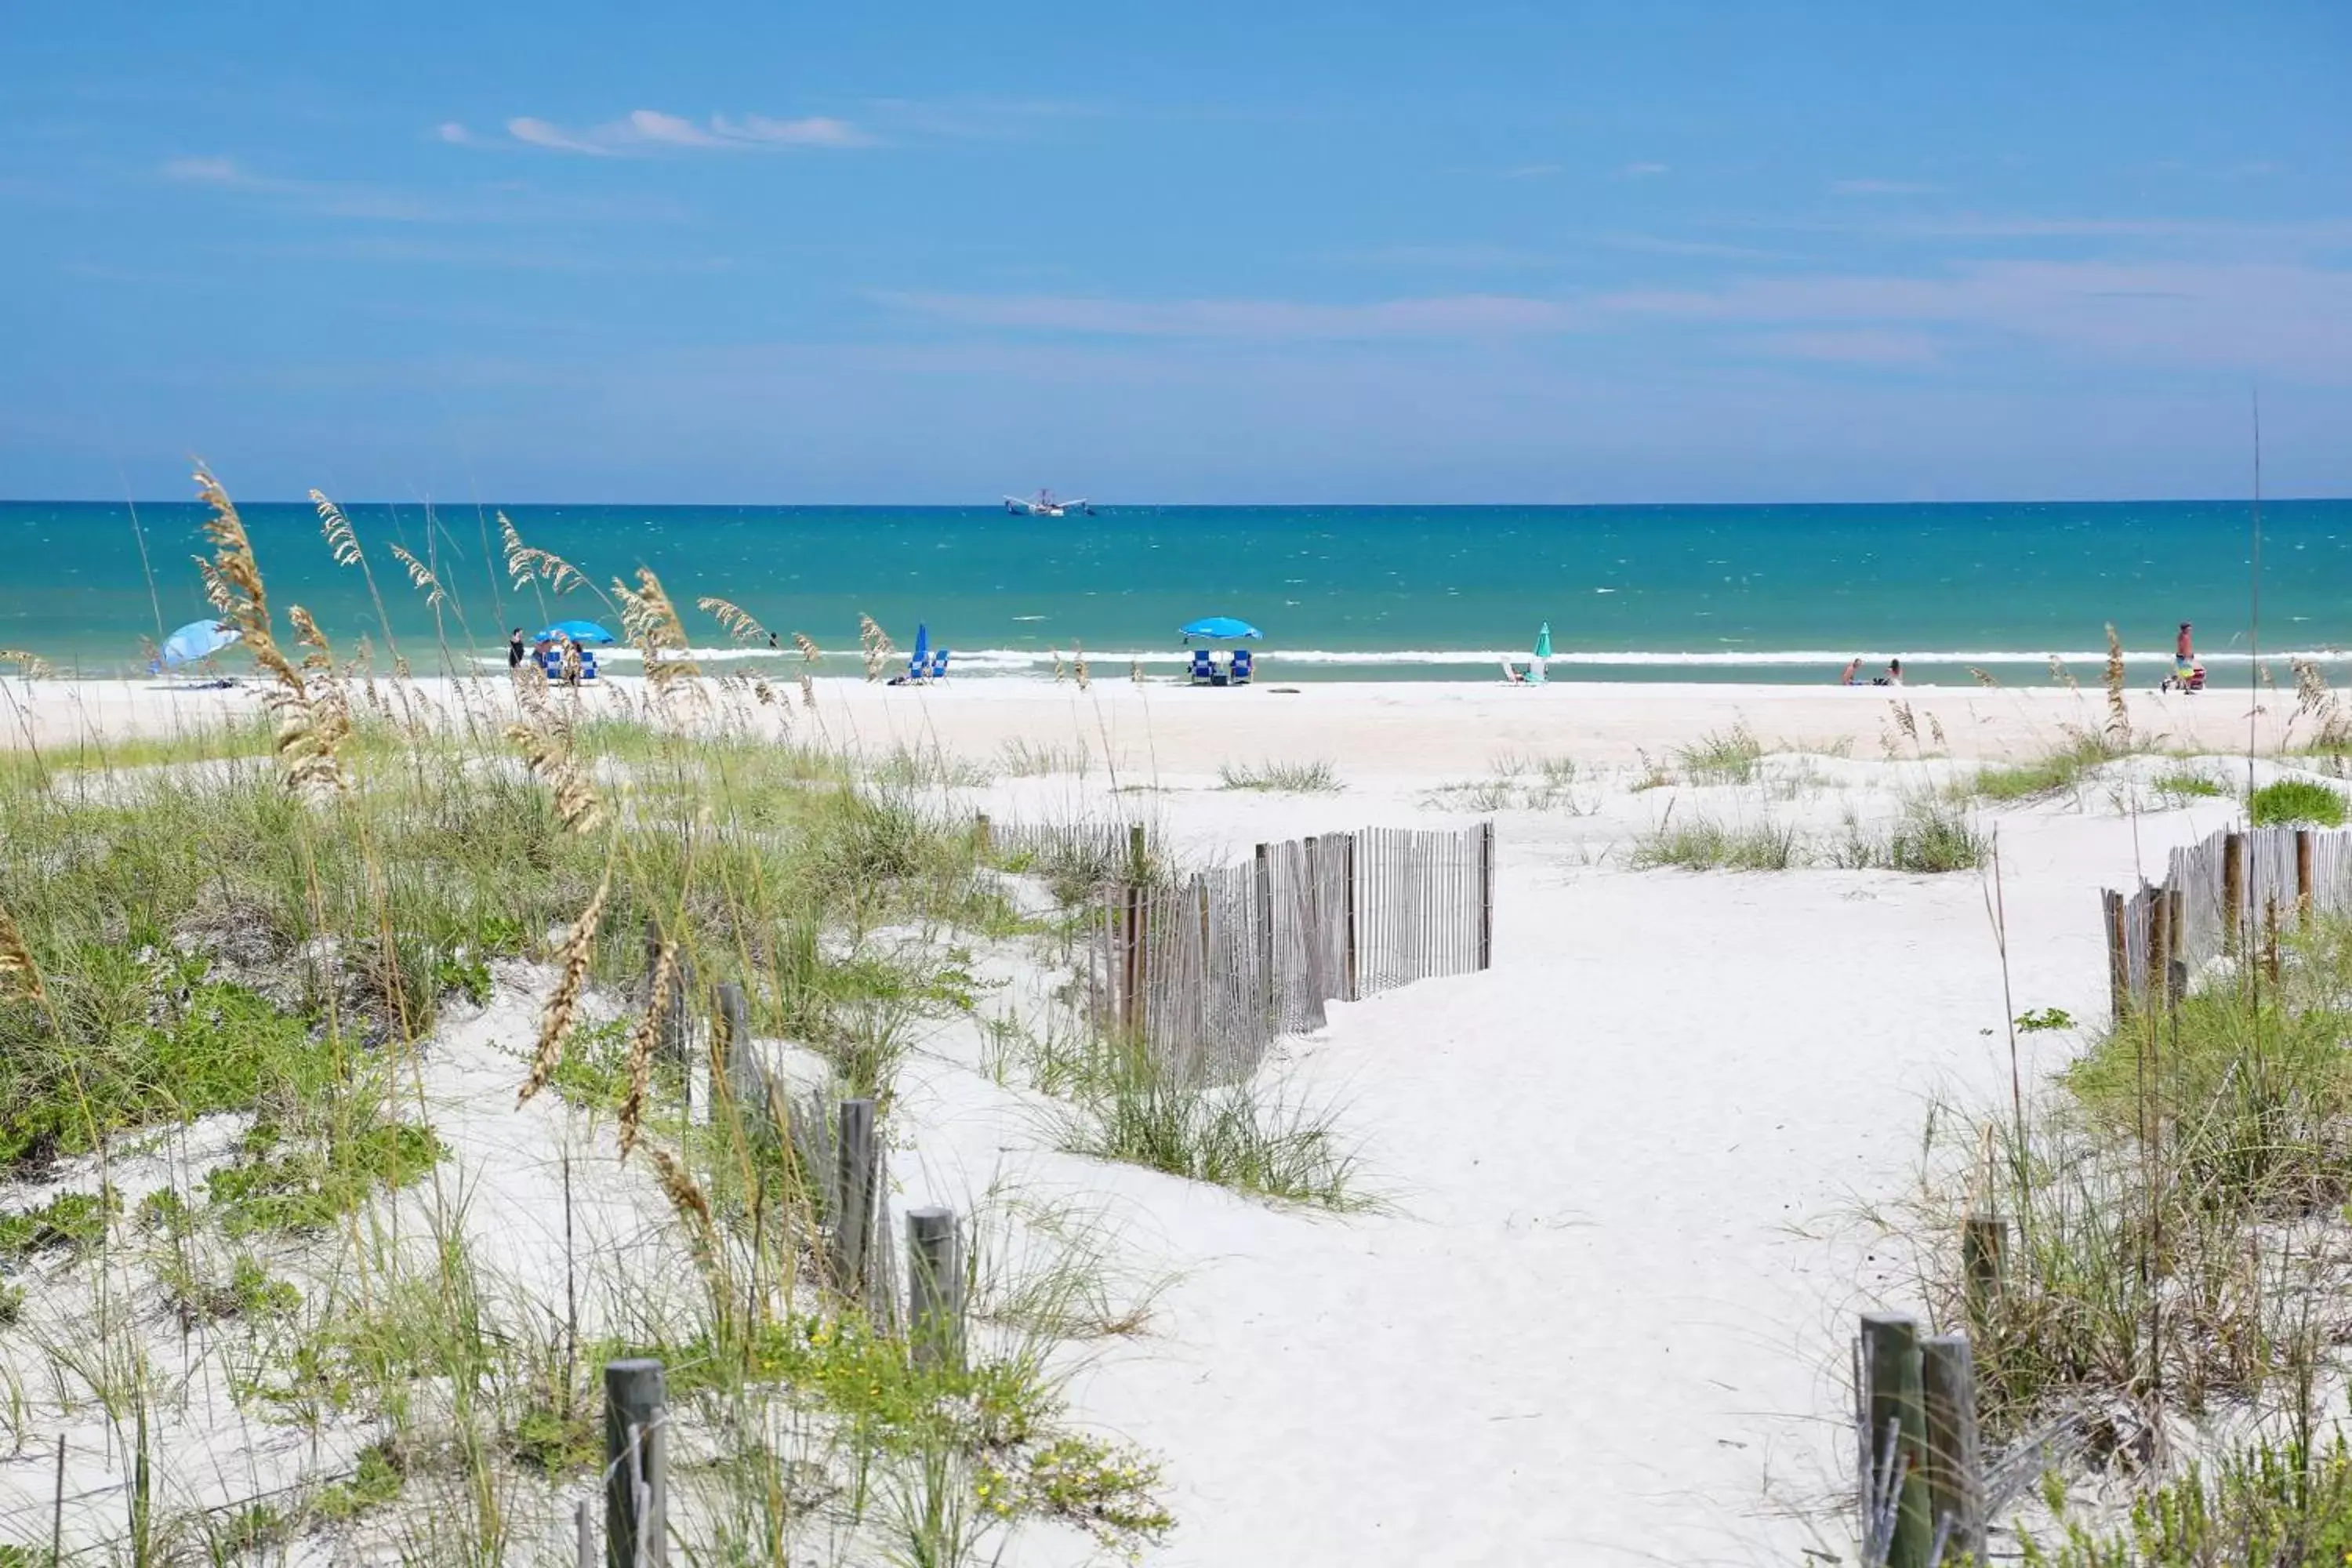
[1085,822,1495,1078]
[2103,826,2352,1015]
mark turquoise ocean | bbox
[1,499,2345,685]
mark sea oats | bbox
[517,869,609,1108]
[0,901,45,1005]
[619,940,681,1158]
[0,649,52,680]
[697,596,769,646]
[311,490,362,567]
[387,544,447,609]
[791,631,821,662]
[2103,624,2129,742]
[506,721,604,834]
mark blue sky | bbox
[3,0,2347,502]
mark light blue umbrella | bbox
[156,619,240,669]
[532,619,615,645]
[1179,616,1261,641]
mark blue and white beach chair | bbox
[1229,648,1254,686]
[1189,650,1214,685]
[927,648,949,681]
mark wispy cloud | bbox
[1502,163,1564,180]
[162,156,248,185]
[470,108,871,157]
[1830,178,1942,197]
[875,291,1581,340]
[1602,232,1796,262]
[1618,162,1671,179]
[1742,329,1943,366]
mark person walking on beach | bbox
[2176,622,2194,682]
[559,637,583,688]
[508,628,526,670]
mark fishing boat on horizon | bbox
[1002,488,1096,517]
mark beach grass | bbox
[1672,722,1763,786]
[1629,814,1803,871]
[1217,758,1341,793]
[0,473,1186,1562]
[2249,776,2348,828]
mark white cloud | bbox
[715,114,869,147]
[876,291,1581,339]
[1501,163,1563,180]
[507,117,617,156]
[494,109,870,156]
[1619,162,1671,179]
[437,122,476,146]
[162,156,247,184]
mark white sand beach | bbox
[0,672,2326,1563]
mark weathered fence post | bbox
[1121,880,1143,1037]
[1920,1335,1986,1565]
[2297,828,2316,927]
[1303,836,1324,1004]
[2265,895,2283,982]
[645,924,694,1116]
[713,981,755,1116]
[2145,887,2169,1013]
[575,1496,595,1568]
[2223,831,2246,956]
[2103,891,2129,1019]
[603,1359,667,1568]
[1254,842,1276,1011]
[1962,1213,2007,1327]
[1476,820,1496,971]
[1128,822,1148,883]
[832,1098,877,1293]
[906,1207,964,1371]
[973,812,992,855]
[1342,833,1360,1003]
[1860,1312,1930,1568]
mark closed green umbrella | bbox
[1531,622,1552,684]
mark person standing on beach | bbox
[508,628,526,670]
[2176,622,2194,682]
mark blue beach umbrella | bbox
[1178,616,1261,641]
[156,619,241,669]
[532,619,616,645]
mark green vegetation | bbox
[0,1186,117,1261]
[1905,914,2352,1483]
[1967,728,2123,802]
[1425,752,1589,814]
[1630,815,1802,871]
[2025,1428,2352,1566]
[2249,776,2348,829]
[1673,722,1764,786]
[2153,768,2228,805]
[1875,796,1989,873]
[1217,757,1343,793]
[1029,1035,1369,1210]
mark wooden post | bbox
[2265,895,2282,982]
[1303,836,1323,1005]
[1860,1312,1931,1568]
[2145,888,2169,1014]
[2104,891,2129,1020]
[1342,833,1360,1003]
[644,924,694,1114]
[1121,880,1143,1037]
[2297,828,2316,927]
[1962,1214,2007,1328]
[575,1496,595,1568]
[603,1359,667,1568]
[1254,842,1276,1012]
[974,812,992,854]
[2223,831,2245,956]
[906,1207,964,1371]
[1920,1335,1986,1565]
[713,981,755,1114]
[832,1098,877,1294]
[1477,820,1496,971]
[1128,822,1148,883]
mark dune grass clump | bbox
[2024,1426,2352,1565]
[1052,1040,1368,1210]
[1877,796,1988,873]
[2249,777,2348,829]
[1906,918,2352,1474]
[1217,758,1342,793]
[2154,768,2229,806]
[1673,722,1764,786]
[1630,815,1802,871]
[1969,728,2126,803]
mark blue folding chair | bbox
[1230,648,1254,686]
[927,648,949,681]
[1189,649,1214,685]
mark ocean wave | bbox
[476,644,2350,672]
